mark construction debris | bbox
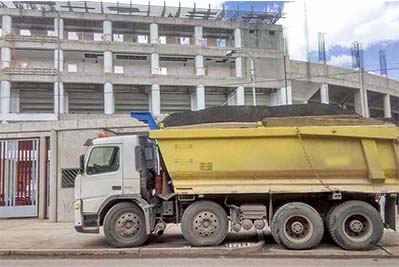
[162,103,359,127]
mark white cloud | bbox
[327,54,352,67]
[281,0,399,60]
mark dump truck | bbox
[74,116,399,250]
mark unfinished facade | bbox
[0,1,288,122]
[0,1,398,122]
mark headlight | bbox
[74,200,81,210]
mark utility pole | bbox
[56,12,61,121]
[225,49,257,106]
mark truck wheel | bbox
[322,204,339,241]
[103,202,148,248]
[181,201,228,246]
[328,200,383,250]
[271,202,324,250]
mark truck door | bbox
[81,145,122,213]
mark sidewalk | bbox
[0,218,398,258]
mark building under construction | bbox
[0,1,397,122]
[0,1,399,221]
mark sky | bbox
[40,0,399,80]
[224,0,399,80]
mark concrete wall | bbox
[0,114,148,221]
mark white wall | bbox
[114,59,150,76]
[14,50,53,69]
[206,63,234,78]
[161,62,195,76]
[64,52,103,75]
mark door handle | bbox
[112,186,121,190]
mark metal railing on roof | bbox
[0,1,283,24]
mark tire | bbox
[328,200,383,251]
[181,201,228,246]
[103,202,149,248]
[271,202,324,250]
[322,204,339,242]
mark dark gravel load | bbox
[162,103,356,127]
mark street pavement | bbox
[0,218,398,258]
[1,257,398,267]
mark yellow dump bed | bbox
[150,125,399,195]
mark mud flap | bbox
[384,194,398,231]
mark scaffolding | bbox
[0,1,283,24]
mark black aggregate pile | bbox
[162,103,356,127]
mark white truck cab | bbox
[74,134,158,246]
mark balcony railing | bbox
[3,67,57,75]
[3,34,58,43]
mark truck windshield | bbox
[86,146,120,175]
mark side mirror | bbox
[79,154,85,174]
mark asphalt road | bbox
[0,257,397,267]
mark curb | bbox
[0,241,264,258]
[1,244,398,259]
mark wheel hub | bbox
[116,212,140,238]
[283,215,313,244]
[291,221,304,234]
[349,219,363,233]
[343,214,373,242]
[193,211,219,238]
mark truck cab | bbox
[74,134,158,245]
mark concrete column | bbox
[150,23,159,44]
[193,52,206,110]
[196,85,205,110]
[103,20,112,42]
[234,28,242,48]
[10,88,19,113]
[235,57,243,78]
[104,82,114,114]
[63,89,69,114]
[194,25,203,46]
[1,47,11,69]
[54,49,64,71]
[270,85,293,106]
[1,16,11,69]
[236,86,245,105]
[2,15,12,36]
[354,89,369,117]
[227,91,236,106]
[0,80,11,114]
[357,70,370,118]
[151,53,160,74]
[320,83,329,104]
[54,82,66,114]
[233,56,245,105]
[384,94,391,119]
[38,136,47,219]
[354,90,363,116]
[103,51,113,73]
[49,130,58,222]
[150,84,161,116]
[195,55,204,76]
[54,17,64,39]
[191,85,205,111]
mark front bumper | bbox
[74,199,100,234]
